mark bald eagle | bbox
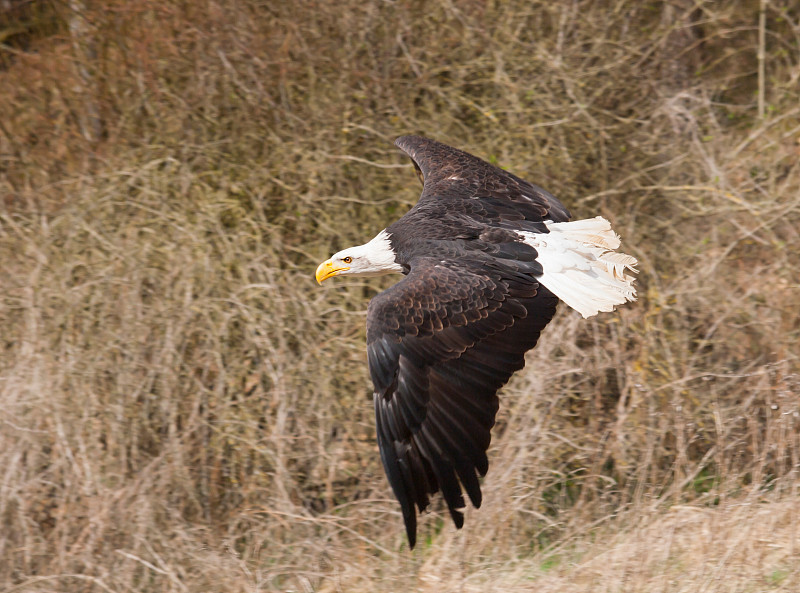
[316,136,637,549]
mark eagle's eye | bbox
[343,256,353,264]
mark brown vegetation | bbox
[1,1,799,591]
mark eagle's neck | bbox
[358,230,404,275]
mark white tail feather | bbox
[520,217,638,318]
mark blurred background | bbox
[1,1,798,591]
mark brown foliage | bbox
[1,1,799,591]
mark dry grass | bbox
[1,0,799,591]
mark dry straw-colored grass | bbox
[1,1,799,591]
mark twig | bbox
[758,0,767,118]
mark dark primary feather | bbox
[363,136,571,549]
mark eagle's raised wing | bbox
[395,135,571,230]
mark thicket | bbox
[1,1,798,591]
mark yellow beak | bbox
[315,259,350,284]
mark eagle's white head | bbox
[316,229,404,284]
